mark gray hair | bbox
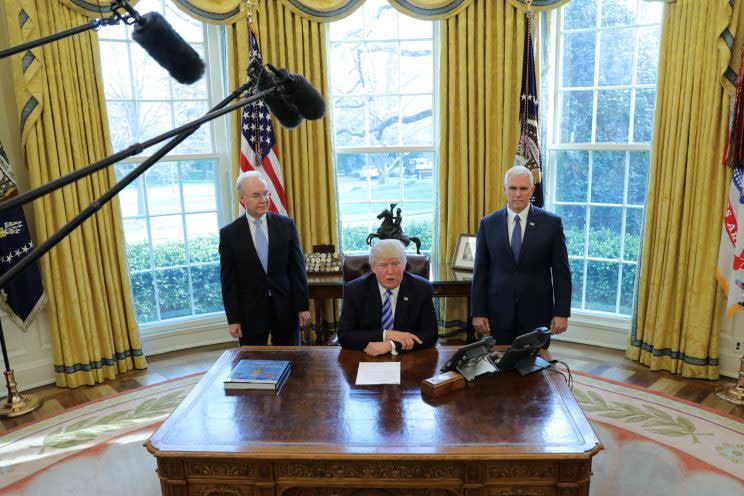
[504,165,534,187]
[236,170,267,194]
[369,239,407,266]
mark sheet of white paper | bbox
[355,362,400,385]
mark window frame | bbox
[326,7,441,257]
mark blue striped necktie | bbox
[512,215,522,260]
[381,289,393,330]
[254,218,268,272]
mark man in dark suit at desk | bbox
[471,165,571,346]
[338,239,437,356]
[219,171,310,346]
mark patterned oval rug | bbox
[0,371,742,495]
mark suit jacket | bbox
[337,272,438,352]
[471,205,571,333]
[219,212,309,340]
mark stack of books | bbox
[223,359,291,391]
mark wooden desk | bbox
[146,346,601,496]
[307,262,474,343]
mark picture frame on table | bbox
[451,234,477,271]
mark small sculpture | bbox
[366,203,422,254]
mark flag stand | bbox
[717,356,744,406]
[0,319,40,418]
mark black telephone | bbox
[440,337,497,381]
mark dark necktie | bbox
[254,218,268,272]
[512,215,522,260]
[381,289,393,330]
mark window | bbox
[328,0,437,253]
[545,0,662,316]
[99,0,229,326]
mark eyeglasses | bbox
[245,191,271,200]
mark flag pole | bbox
[0,319,41,418]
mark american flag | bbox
[0,142,46,329]
[515,10,544,208]
[239,25,288,215]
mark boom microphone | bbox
[257,67,304,129]
[263,64,326,121]
[131,12,205,85]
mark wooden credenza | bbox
[145,346,601,496]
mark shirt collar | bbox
[377,282,400,300]
[245,212,268,224]
[506,205,529,225]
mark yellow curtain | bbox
[226,2,338,337]
[4,0,146,387]
[625,0,733,379]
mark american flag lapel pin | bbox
[404,297,409,302]
[529,222,535,227]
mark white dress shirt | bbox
[245,212,269,252]
[506,205,529,245]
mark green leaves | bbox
[40,390,186,452]
[573,387,712,443]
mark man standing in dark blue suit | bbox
[338,239,437,356]
[219,171,310,346]
[471,166,571,346]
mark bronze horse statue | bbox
[366,203,422,254]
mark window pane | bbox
[619,263,637,315]
[591,151,625,204]
[563,0,597,30]
[399,13,433,39]
[623,208,643,261]
[331,43,364,94]
[628,151,650,205]
[553,150,589,202]
[191,264,222,314]
[400,95,433,145]
[117,167,146,217]
[174,100,212,154]
[637,27,661,84]
[403,154,434,201]
[588,206,622,258]
[556,205,586,257]
[633,89,656,143]
[369,96,400,145]
[131,272,157,324]
[363,42,399,94]
[150,215,186,267]
[586,261,619,312]
[106,102,136,153]
[596,89,631,142]
[400,41,433,94]
[145,163,182,216]
[186,213,219,260]
[600,0,637,27]
[124,219,150,271]
[131,45,171,100]
[560,90,594,143]
[562,32,596,87]
[182,160,218,211]
[333,97,366,146]
[598,29,634,86]
[155,268,191,319]
[329,7,363,40]
[99,42,131,99]
[569,258,585,309]
[138,101,173,146]
[365,0,398,39]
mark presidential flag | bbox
[239,25,288,215]
[0,142,46,329]
[515,10,544,208]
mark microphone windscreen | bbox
[258,67,304,129]
[281,73,326,120]
[132,12,205,85]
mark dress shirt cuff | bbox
[389,340,398,356]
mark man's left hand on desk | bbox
[364,341,394,356]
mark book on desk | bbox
[223,359,291,391]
